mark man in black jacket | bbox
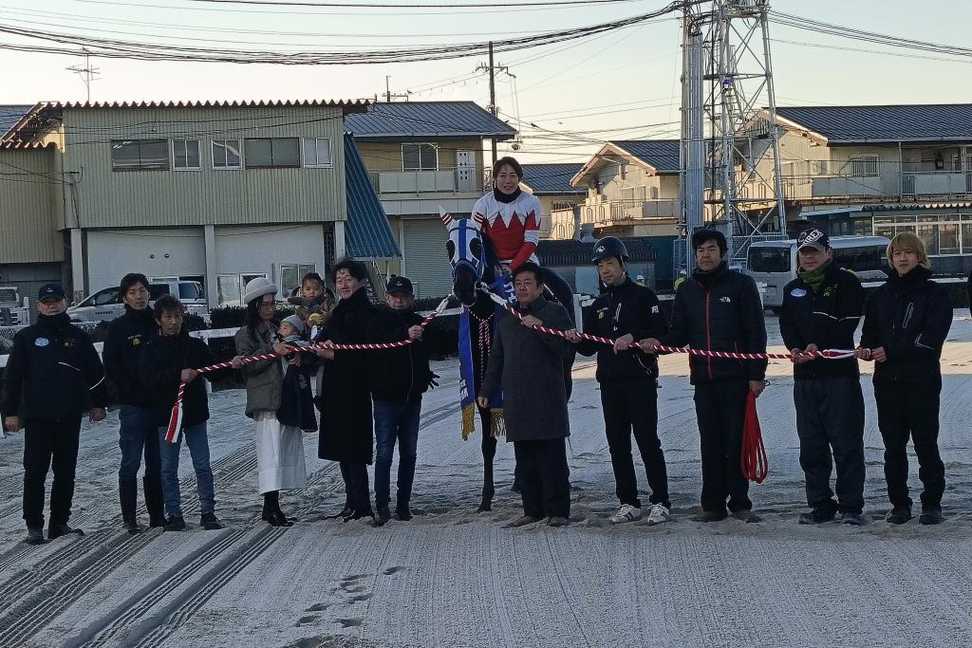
[642,229,767,522]
[573,237,671,526]
[859,232,952,525]
[2,284,107,544]
[780,228,866,525]
[103,273,164,533]
[366,275,438,525]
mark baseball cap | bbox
[797,228,830,252]
[386,275,414,296]
[37,284,65,301]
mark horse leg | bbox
[477,407,496,512]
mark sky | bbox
[0,0,969,162]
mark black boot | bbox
[144,476,165,527]
[272,495,294,527]
[263,491,292,527]
[120,478,141,535]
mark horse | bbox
[444,214,575,512]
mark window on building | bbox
[402,143,437,171]
[216,275,241,307]
[302,138,332,167]
[917,224,939,255]
[172,139,201,170]
[939,223,960,255]
[244,138,300,169]
[111,139,169,171]
[962,223,972,253]
[848,155,879,177]
[280,263,317,296]
[212,139,242,169]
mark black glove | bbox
[426,371,440,390]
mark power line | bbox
[184,0,648,7]
[0,3,685,65]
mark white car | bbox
[67,280,209,324]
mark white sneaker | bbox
[610,504,642,524]
[646,503,671,526]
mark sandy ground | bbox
[2,313,972,648]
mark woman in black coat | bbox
[859,232,952,526]
[315,259,376,521]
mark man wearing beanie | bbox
[780,228,867,526]
[641,229,767,522]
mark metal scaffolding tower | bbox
[679,0,787,270]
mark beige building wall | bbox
[58,105,347,230]
[0,147,64,263]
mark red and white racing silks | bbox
[471,191,542,270]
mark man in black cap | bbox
[641,229,767,522]
[570,236,672,525]
[780,227,867,525]
[2,284,107,544]
[366,275,439,525]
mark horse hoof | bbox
[477,500,492,513]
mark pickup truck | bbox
[67,280,209,324]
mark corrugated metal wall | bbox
[0,147,63,263]
[402,217,453,299]
[61,105,347,229]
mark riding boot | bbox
[144,476,165,527]
[119,478,141,534]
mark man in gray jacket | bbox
[479,263,577,527]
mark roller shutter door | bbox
[402,218,453,299]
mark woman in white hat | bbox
[234,277,307,526]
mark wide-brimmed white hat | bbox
[243,277,277,305]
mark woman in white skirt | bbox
[234,277,307,526]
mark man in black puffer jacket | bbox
[859,232,952,525]
[575,237,671,526]
[2,284,107,544]
[780,228,866,526]
[103,273,164,533]
[366,275,439,525]
[642,229,767,522]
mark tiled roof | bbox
[346,101,516,140]
[0,105,31,139]
[4,99,369,142]
[775,104,972,144]
[537,237,657,266]
[344,133,400,260]
[610,139,681,173]
[0,141,55,151]
[520,163,585,195]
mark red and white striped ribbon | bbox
[481,290,856,362]
[164,297,450,444]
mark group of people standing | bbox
[0,154,957,543]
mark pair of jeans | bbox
[157,422,215,517]
[23,418,81,528]
[874,378,945,509]
[373,397,422,510]
[794,377,865,514]
[600,380,670,509]
[693,379,752,513]
[513,438,570,519]
[118,405,161,483]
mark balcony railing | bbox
[580,199,677,226]
[367,169,481,194]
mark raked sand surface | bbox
[2,313,972,647]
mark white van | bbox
[747,235,890,309]
[67,279,208,324]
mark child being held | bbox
[287,272,335,337]
[276,315,317,432]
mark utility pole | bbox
[66,49,100,103]
[386,75,392,102]
[488,41,498,166]
[379,76,410,103]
